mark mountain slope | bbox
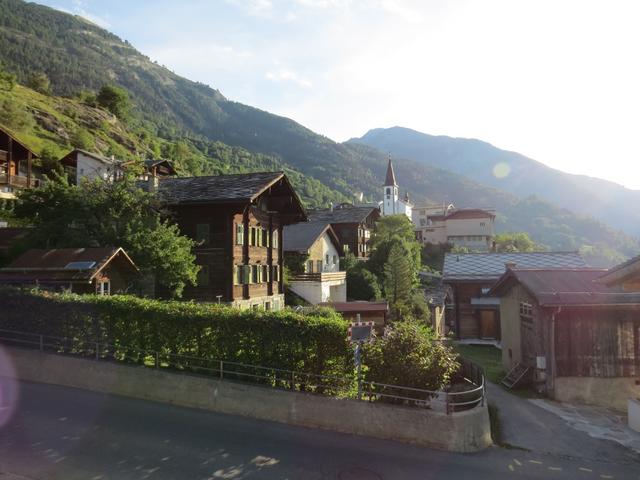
[352,126,640,237]
[1,0,639,265]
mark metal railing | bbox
[0,328,485,414]
[290,271,347,282]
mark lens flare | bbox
[0,346,19,429]
[493,162,511,179]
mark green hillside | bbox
[0,0,638,266]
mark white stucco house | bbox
[60,149,123,185]
[283,221,347,305]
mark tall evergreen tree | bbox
[383,243,414,310]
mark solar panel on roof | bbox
[64,261,96,270]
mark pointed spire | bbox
[384,153,398,187]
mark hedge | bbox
[0,288,353,393]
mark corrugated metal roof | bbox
[283,222,332,252]
[443,252,587,281]
[490,268,640,306]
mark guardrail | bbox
[0,328,485,414]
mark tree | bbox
[362,318,459,397]
[38,145,65,178]
[494,232,541,252]
[70,127,95,150]
[0,98,34,131]
[97,84,130,119]
[14,178,198,297]
[0,64,16,91]
[368,215,421,278]
[347,267,381,301]
[26,72,51,95]
[383,242,415,315]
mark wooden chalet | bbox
[60,149,123,185]
[0,247,139,294]
[307,203,380,259]
[490,267,640,411]
[598,254,640,292]
[318,301,389,332]
[0,127,39,198]
[442,252,587,340]
[155,172,306,310]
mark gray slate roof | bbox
[157,171,285,205]
[308,206,379,224]
[283,222,331,252]
[443,252,587,282]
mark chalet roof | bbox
[0,247,138,283]
[597,253,640,286]
[443,251,587,282]
[61,149,118,166]
[144,159,177,175]
[283,222,339,253]
[489,267,640,307]
[308,205,380,225]
[0,127,39,158]
[445,209,495,220]
[384,157,397,187]
[157,171,290,204]
[318,301,389,313]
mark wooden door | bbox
[480,310,498,339]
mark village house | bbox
[380,156,412,219]
[60,149,123,185]
[490,267,640,411]
[0,247,138,294]
[413,203,496,252]
[0,127,40,199]
[283,221,346,304]
[598,254,640,292]
[308,204,380,260]
[442,251,587,341]
[154,171,306,310]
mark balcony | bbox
[290,271,346,282]
[0,150,7,162]
[0,174,37,189]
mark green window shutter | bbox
[236,224,244,245]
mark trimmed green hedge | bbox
[0,288,352,388]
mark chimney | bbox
[147,173,159,192]
[505,262,517,270]
[329,202,334,212]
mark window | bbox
[252,265,259,283]
[325,254,330,266]
[343,244,349,253]
[234,265,242,285]
[316,260,322,272]
[262,228,269,247]
[264,301,271,311]
[262,265,269,282]
[196,224,210,246]
[272,230,279,248]
[272,265,280,282]
[249,227,256,246]
[97,280,110,295]
[256,227,262,247]
[236,223,244,245]
[306,260,313,273]
[333,255,337,265]
[197,265,210,286]
[519,302,533,317]
[480,222,486,227]
[243,265,252,284]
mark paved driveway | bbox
[486,382,639,465]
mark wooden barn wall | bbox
[555,308,640,377]
[453,282,494,339]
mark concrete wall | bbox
[554,376,640,412]
[4,347,491,452]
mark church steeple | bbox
[384,154,398,187]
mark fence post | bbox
[39,335,43,352]
[219,360,224,380]
[290,371,295,391]
[445,392,450,415]
[155,351,159,369]
[95,342,100,360]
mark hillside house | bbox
[490,267,640,411]
[598,254,640,292]
[308,204,380,260]
[0,127,40,198]
[283,221,346,304]
[413,204,496,251]
[442,252,587,341]
[155,172,306,310]
[380,156,412,219]
[60,149,123,185]
[0,247,138,294]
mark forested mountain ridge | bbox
[0,0,639,265]
[352,126,640,237]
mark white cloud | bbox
[265,69,313,88]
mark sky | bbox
[40,0,640,189]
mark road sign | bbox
[347,321,375,343]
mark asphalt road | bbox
[0,381,638,480]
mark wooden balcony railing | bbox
[0,150,7,162]
[291,271,346,282]
[0,174,37,188]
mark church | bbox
[381,156,412,219]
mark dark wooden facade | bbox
[157,172,305,308]
[0,127,39,195]
[448,280,500,340]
